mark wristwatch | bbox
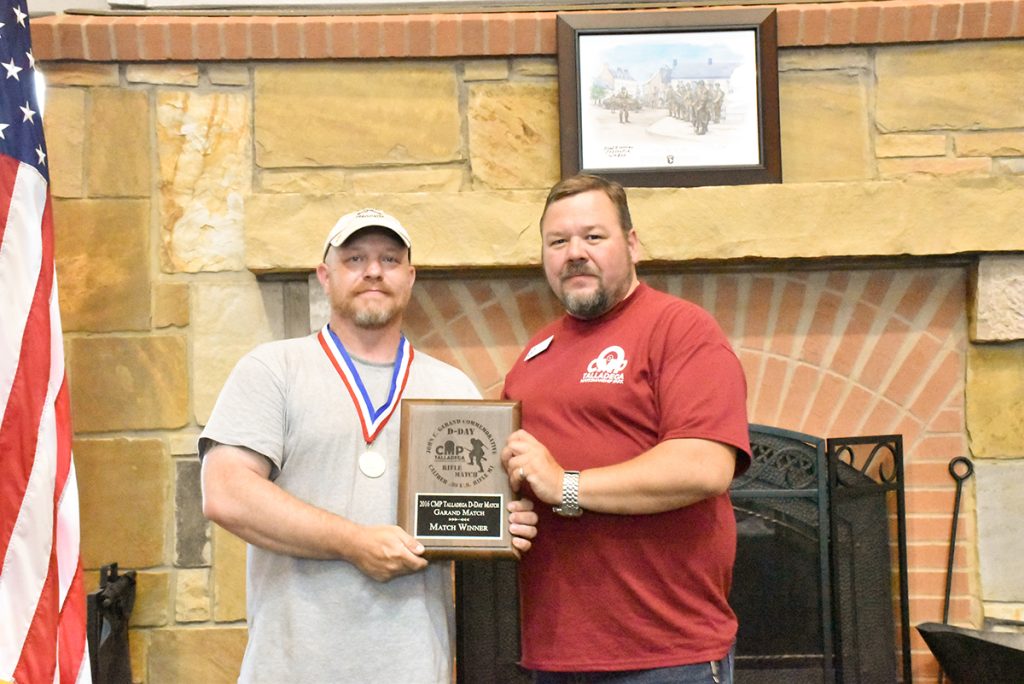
[552,470,582,517]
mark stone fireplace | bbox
[36,1,1024,681]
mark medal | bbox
[358,451,386,478]
[318,325,414,478]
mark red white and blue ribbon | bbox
[317,324,414,445]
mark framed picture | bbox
[556,8,781,188]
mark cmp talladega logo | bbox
[425,419,498,488]
[580,345,629,384]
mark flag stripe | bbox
[0,160,45,438]
[59,564,89,683]
[53,360,88,683]
[57,524,87,679]
[54,368,77,601]
[14,549,59,684]
[0,154,19,247]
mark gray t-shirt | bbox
[200,333,480,683]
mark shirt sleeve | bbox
[198,348,287,475]
[654,305,752,474]
[452,373,483,401]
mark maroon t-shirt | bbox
[503,282,750,672]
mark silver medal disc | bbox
[358,451,386,478]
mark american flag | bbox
[0,1,91,682]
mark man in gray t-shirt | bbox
[200,209,537,683]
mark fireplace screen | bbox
[731,425,911,684]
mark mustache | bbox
[561,262,598,280]
[354,285,393,296]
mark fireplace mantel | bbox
[31,0,1024,62]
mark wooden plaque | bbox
[399,399,520,560]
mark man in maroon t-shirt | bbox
[502,174,751,684]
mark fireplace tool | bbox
[942,456,974,624]
[937,455,974,684]
[914,457,1024,683]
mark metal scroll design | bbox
[831,438,901,486]
[733,433,820,492]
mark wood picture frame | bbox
[557,8,781,188]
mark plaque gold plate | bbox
[398,399,520,560]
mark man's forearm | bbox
[201,448,361,560]
[576,439,737,515]
[201,444,430,582]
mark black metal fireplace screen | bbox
[454,424,912,683]
[731,425,911,684]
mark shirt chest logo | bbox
[580,345,628,385]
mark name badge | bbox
[525,335,554,361]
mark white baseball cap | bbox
[322,208,412,259]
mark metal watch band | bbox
[553,470,582,517]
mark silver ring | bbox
[518,467,525,480]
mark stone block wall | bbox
[968,255,1024,629]
[35,2,1024,682]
